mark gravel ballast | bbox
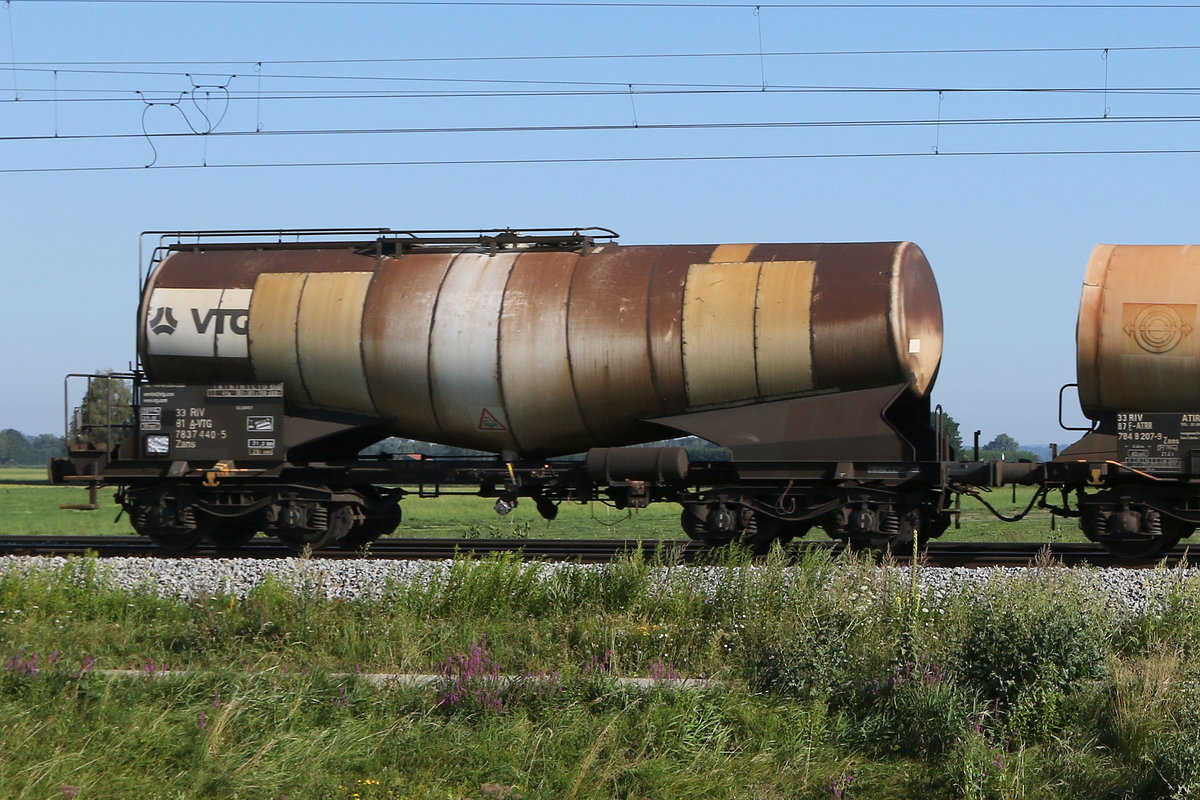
[0,554,1195,615]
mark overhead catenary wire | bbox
[8,43,1200,66]
[6,113,1200,142]
[21,0,1200,8]
[5,147,1200,174]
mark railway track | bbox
[3,535,1200,567]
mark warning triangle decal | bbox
[478,408,508,431]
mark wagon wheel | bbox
[130,496,205,553]
[740,510,794,555]
[1100,518,1190,561]
[275,503,354,553]
[338,501,402,550]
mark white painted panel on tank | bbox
[429,253,517,450]
[144,288,225,358]
[296,272,376,413]
[215,288,252,359]
[682,262,761,408]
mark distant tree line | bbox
[935,413,1040,462]
[0,430,66,465]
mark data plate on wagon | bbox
[138,384,285,460]
[1115,412,1200,474]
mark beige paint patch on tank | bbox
[708,243,755,263]
[429,253,518,451]
[682,262,761,408]
[248,273,312,406]
[296,272,376,413]
[755,261,816,397]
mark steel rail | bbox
[2,536,1200,567]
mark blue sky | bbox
[3,0,1199,447]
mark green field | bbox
[4,551,1200,797]
[0,466,1066,543]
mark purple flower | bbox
[75,655,95,678]
[436,639,508,712]
[648,659,680,682]
[585,650,613,675]
[6,648,39,677]
[827,773,855,799]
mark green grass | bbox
[4,552,1200,797]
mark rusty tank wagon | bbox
[1045,245,1200,558]
[54,227,1011,553]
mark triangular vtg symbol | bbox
[149,307,179,335]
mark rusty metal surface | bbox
[155,248,373,287]
[811,243,903,392]
[140,237,945,457]
[361,254,455,436]
[500,251,587,453]
[644,246,698,415]
[567,245,662,444]
[1077,245,1200,416]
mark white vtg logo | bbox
[146,288,253,359]
[149,306,248,336]
[189,307,249,335]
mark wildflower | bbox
[198,711,208,731]
[586,650,613,674]
[75,655,95,678]
[827,773,854,799]
[436,639,506,712]
[648,659,680,682]
[6,648,38,677]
